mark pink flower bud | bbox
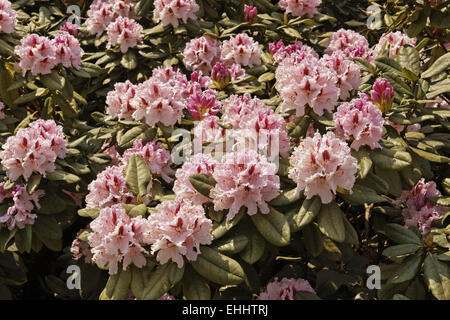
[371,78,394,113]
[244,5,258,23]
[60,22,78,37]
[186,89,220,120]
[211,62,231,90]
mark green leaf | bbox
[26,174,41,195]
[211,209,245,239]
[398,45,420,74]
[190,247,245,285]
[343,217,359,246]
[409,146,450,163]
[33,216,62,240]
[390,254,423,284]
[269,188,301,207]
[77,208,100,219]
[382,244,420,257]
[125,155,152,197]
[290,196,321,232]
[383,223,421,245]
[317,201,346,243]
[188,174,216,199]
[182,266,211,300]
[121,50,138,70]
[239,226,265,264]
[36,191,66,215]
[40,71,65,91]
[339,184,387,206]
[45,170,81,184]
[214,235,248,255]
[101,269,132,300]
[130,262,156,300]
[423,254,450,300]
[0,229,17,253]
[295,291,321,300]
[371,148,412,170]
[302,223,323,257]
[14,225,32,254]
[422,52,450,78]
[142,262,184,300]
[251,207,290,247]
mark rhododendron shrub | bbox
[0,0,449,302]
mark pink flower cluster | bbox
[371,31,415,59]
[147,198,213,268]
[14,33,84,76]
[182,36,222,74]
[153,0,199,28]
[193,115,226,147]
[0,183,44,230]
[0,120,67,182]
[86,0,136,36]
[88,205,152,274]
[333,95,384,151]
[325,28,370,59]
[122,139,175,183]
[210,150,280,220]
[0,0,16,34]
[289,131,357,204]
[276,52,339,117]
[221,33,262,67]
[258,277,315,300]
[396,179,447,235]
[106,16,143,53]
[269,41,318,64]
[278,0,321,17]
[0,100,4,119]
[186,88,220,120]
[85,140,174,208]
[173,154,217,205]
[85,165,137,208]
[322,51,361,100]
[107,67,213,127]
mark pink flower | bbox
[106,80,139,121]
[229,63,248,82]
[0,0,16,34]
[187,89,220,120]
[153,0,199,28]
[193,115,226,149]
[333,96,384,151]
[324,29,370,59]
[85,165,137,208]
[158,293,175,300]
[289,131,357,204]
[88,205,152,274]
[0,101,5,119]
[71,229,93,263]
[396,179,447,235]
[182,36,222,74]
[244,5,258,23]
[278,0,321,17]
[258,278,315,300]
[371,31,415,60]
[52,32,84,69]
[0,183,44,230]
[211,62,231,90]
[370,78,395,113]
[173,154,217,205]
[14,34,57,76]
[270,41,318,64]
[221,93,268,128]
[122,140,174,183]
[0,120,67,181]
[106,16,143,53]
[210,150,280,220]
[147,198,213,268]
[86,0,136,36]
[276,54,339,117]
[221,33,262,67]
[60,22,78,37]
[322,51,361,100]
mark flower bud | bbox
[244,5,258,23]
[371,78,394,113]
[211,62,231,90]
